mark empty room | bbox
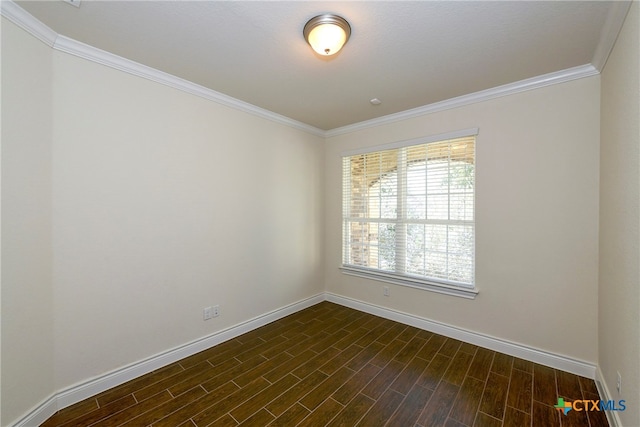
[1,1,638,426]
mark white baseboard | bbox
[9,293,324,427]
[325,292,597,379]
[595,366,622,427]
[11,291,599,426]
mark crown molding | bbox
[1,0,325,138]
[591,1,633,72]
[325,64,599,138]
[1,0,625,139]
[0,0,57,47]
[52,35,326,137]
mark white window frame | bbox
[340,128,479,299]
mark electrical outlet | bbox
[203,306,213,321]
[616,371,621,394]
[212,305,220,317]
[383,286,390,297]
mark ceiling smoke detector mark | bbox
[63,0,81,8]
[370,98,382,106]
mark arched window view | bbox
[342,135,475,287]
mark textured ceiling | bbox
[16,1,618,131]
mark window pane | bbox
[426,251,447,280]
[343,134,475,287]
[406,223,425,275]
[450,192,474,221]
[425,224,447,252]
[378,223,396,271]
[427,194,448,219]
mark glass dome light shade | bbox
[304,14,351,56]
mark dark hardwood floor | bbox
[41,302,608,426]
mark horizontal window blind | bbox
[342,134,475,288]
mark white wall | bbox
[599,2,639,426]
[1,17,324,424]
[50,51,325,390]
[1,18,55,426]
[325,77,601,364]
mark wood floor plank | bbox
[375,322,409,345]
[169,357,239,397]
[417,380,460,427]
[584,391,611,427]
[369,338,407,368]
[356,388,405,427]
[310,329,350,353]
[153,382,239,427]
[285,331,329,356]
[230,374,299,423]
[234,335,287,363]
[297,397,344,427]
[95,362,183,406]
[233,351,293,387]
[39,302,608,427]
[504,406,531,426]
[389,354,429,395]
[478,372,510,420]
[361,359,405,400]
[40,397,98,427]
[533,363,558,405]
[467,347,495,382]
[58,394,136,427]
[513,357,534,373]
[473,412,502,427]
[507,367,533,413]
[265,370,327,417]
[327,393,375,427]
[200,354,268,392]
[556,369,584,400]
[134,360,212,401]
[292,346,341,379]
[268,403,310,427]
[319,343,364,376]
[442,350,474,386]
[448,376,485,426]
[355,323,392,347]
[458,342,478,355]
[94,390,173,427]
[394,336,427,364]
[416,334,447,362]
[300,366,356,411]
[490,352,513,377]
[262,349,316,383]
[532,401,561,427]
[332,363,382,405]
[579,376,599,395]
[344,340,385,372]
[416,353,452,390]
[396,324,421,342]
[332,327,370,351]
[179,338,243,369]
[122,386,206,427]
[236,408,274,427]
[560,404,591,427]
[191,378,270,426]
[439,338,462,358]
[386,384,433,426]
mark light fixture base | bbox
[303,14,351,56]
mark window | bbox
[341,130,477,298]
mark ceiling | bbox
[14,1,623,131]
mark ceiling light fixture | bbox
[303,14,351,56]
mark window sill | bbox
[340,266,479,300]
